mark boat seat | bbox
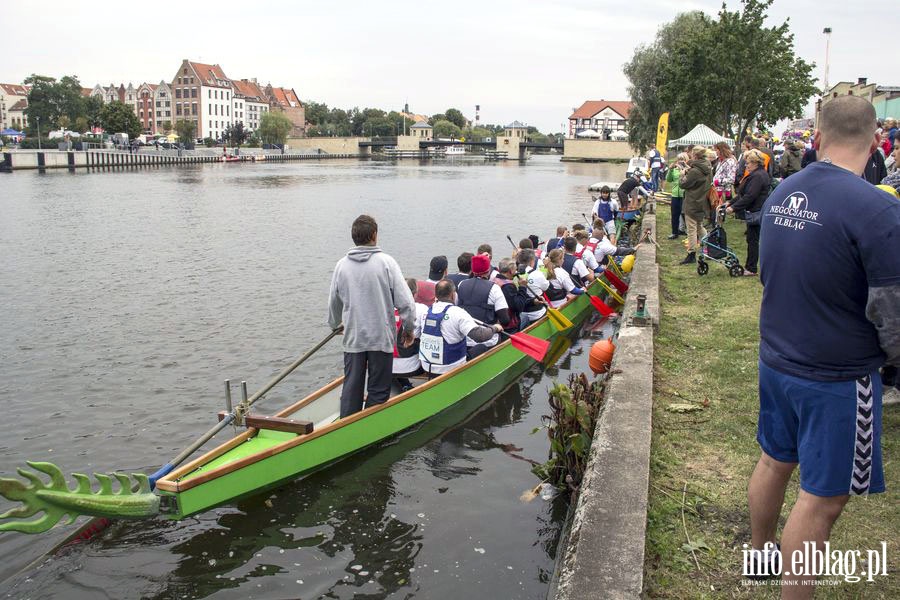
[218,412,314,435]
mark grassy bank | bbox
[643,204,898,598]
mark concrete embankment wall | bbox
[1,149,362,171]
[562,139,633,162]
[286,136,369,155]
[554,211,659,599]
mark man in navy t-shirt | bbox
[748,96,900,591]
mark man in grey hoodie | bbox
[328,215,416,417]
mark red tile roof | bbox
[81,87,92,97]
[269,86,301,108]
[190,62,230,86]
[9,99,28,111]
[1,83,29,96]
[233,79,266,101]
[569,100,633,120]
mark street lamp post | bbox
[36,116,41,150]
[823,27,832,93]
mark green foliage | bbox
[444,108,466,129]
[532,373,606,496]
[258,111,293,145]
[174,119,196,144]
[160,120,172,133]
[223,121,249,146]
[429,113,446,126]
[99,101,142,138]
[624,0,817,151]
[203,137,216,147]
[23,74,90,134]
[433,119,462,139]
[465,127,495,141]
[73,116,88,133]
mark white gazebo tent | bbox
[667,124,733,148]
[576,129,602,138]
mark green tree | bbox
[433,119,462,139]
[444,108,466,129]
[100,101,141,138]
[73,116,88,133]
[174,119,196,145]
[161,120,172,133]
[223,121,249,146]
[623,0,816,151]
[428,113,446,126]
[84,95,104,129]
[258,111,293,145]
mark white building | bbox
[171,59,235,140]
[232,78,269,132]
[0,83,29,129]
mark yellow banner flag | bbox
[656,112,669,153]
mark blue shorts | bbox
[757,361,884,497]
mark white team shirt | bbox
[419,301,478,375]
[392,302,429,375]
[592,197,619,220]
[575,243,599,272]
[548,267,577,308]
[520,266,549,320]
[592,236,618,264]
[568,254,591,283]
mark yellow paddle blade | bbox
[594,278,624,304]
[546,307,573,331]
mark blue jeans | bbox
[670,196,683,235]
[650,167,660,192]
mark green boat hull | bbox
[156,284,608,519]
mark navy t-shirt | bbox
[759,161,900,381]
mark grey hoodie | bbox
[327,245,416,354]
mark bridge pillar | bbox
[495,136,522,160]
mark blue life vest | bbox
[457,277,495,324]
[562,253,585,287]
[419,304,467,369]
[596,200,613,222]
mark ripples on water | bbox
[0,157,623,598]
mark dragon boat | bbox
[0,275,627,534]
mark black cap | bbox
[428,255,448,280]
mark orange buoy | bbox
[589,339,616,374]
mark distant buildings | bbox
[0,83,29,129]
[816,77,900,123]
[568,100,632,139]
[73,58,307,140]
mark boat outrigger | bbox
[0,273,627,534]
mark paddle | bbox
[603,268,629,293]
[543,335,572,366]
[148,325,344,487]
[594,278,625,304]
[506,234,573,331]
[474,319,549,362]
[588,294,616,317]
[582,212,593,230]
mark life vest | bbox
[415,280,436,306]
[596,199,614,222]
[419,304,467,369]
[575,240,598,259]
[545,281,567,302]
[457,277,496,324]
[562,254,584,287]
[393,309,419,359]
[490,276,521,331]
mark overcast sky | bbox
[5,0,894,133]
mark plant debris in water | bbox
[531,373,606,498]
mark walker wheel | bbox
[697,261,709,276]
[729,264,745,277]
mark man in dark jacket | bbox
[678,146,713,264]
[726,149,770,275]
[863,149,887,185]
[780,141,803,178]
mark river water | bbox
[0,156,624,599]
